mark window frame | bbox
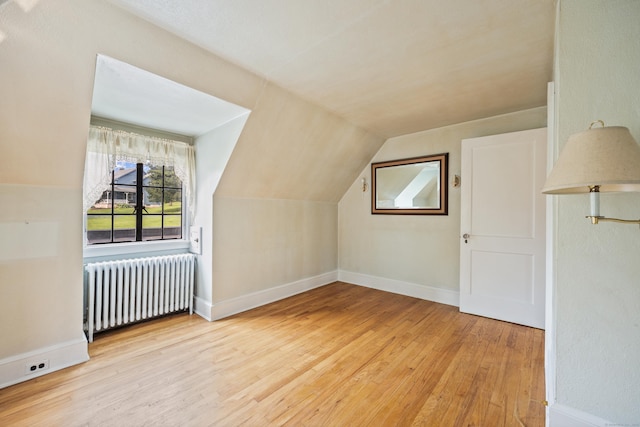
[84,162,186,250]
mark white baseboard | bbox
[548,403,612,427]
[0,336,89,389]
[194,295,213,321]
[210,271,338,320]
[204,270,457,321]
[338,270,460,307]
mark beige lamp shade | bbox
[542,126,640,194]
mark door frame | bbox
[545,81,557,414]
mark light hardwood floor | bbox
[0,282,545,426]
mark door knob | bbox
[462,233,470,243]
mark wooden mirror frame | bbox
[371,153,449,215]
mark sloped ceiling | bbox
[106,0,555,139]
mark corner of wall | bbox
[338,270,460,307]
[210,271,338,320]
[548,403,611,427]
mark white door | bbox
[460,128,546,329]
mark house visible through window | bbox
[86,161,183,245]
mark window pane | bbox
[85,161,185,245]
[113,205,135,216]
[86,215,112,245]
[163,215,182,240]
[145,165,164,205]
[163,190,182,213]
[143,187,157,207]
[142,215,162,241]
[112,186,136,207]
[113,162,138,206]
[113,215,136,242]
[89,192,112,210]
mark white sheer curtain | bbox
[83,125,196,222]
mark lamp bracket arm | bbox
[586,215,640,226]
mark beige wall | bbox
[339,107,547,292]
[0,186,83,358]
[215,82,382,202]
[212,197,337,302]
[208,79,381,309]
[0,0,381,376]
[553,0,640,421]
[193,114,250,309]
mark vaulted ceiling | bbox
[106,0,556,138]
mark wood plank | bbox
[0,282,545,426]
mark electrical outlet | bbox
[25,359,49,375]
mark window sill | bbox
[83,239,190,261]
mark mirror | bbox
[371,153,448,215]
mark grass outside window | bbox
[87,203,182,230]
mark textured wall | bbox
[212,197,338,302]
[216,83,382,202]
[554,0,640,421]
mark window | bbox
[86,162,183,245]
[83,124,195,249]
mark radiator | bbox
[85,253,195,342]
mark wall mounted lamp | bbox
[542,121,640,225]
